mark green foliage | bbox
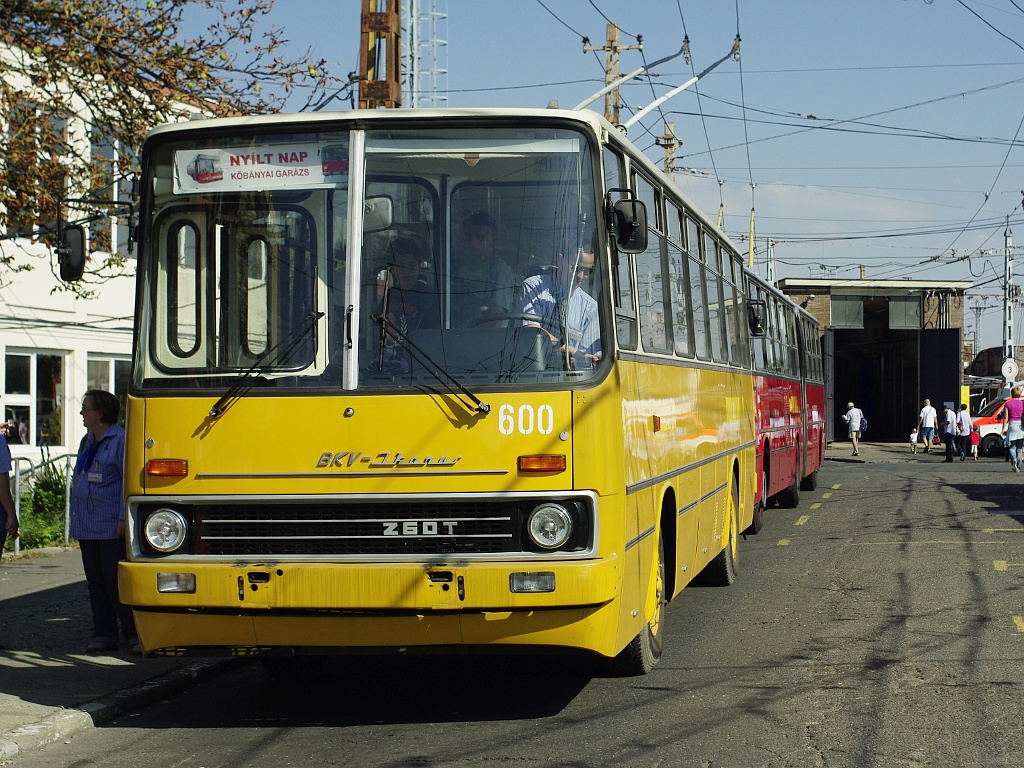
[2,455,69,553]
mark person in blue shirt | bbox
[71,390,139,655]
[0,431,18,559]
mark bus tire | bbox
[776,473,800,509]
[612,534,665,676]
[800,469,818,492]
[744,467,766,535]
[697,480,740,587]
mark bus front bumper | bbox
[120,557,623,656]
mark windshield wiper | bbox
[209,311,324,418]
[370,313,491,415]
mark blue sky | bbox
[242,0,1024,350]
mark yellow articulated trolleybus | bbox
[66,107,762,675]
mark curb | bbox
[0,657,243,760]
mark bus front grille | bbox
[194,501,519,556]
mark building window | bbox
[4,352,66,447]
[831,295,864,329]
[87,357,131,426]
[889,295,922,330]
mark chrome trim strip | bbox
[625,440,755,495]
[625,524,655,551]
[701,482,727,503]
[195,470,510,479]
[677,499,698,516]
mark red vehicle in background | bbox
[745,272,826,532]
[973,397,1009,456]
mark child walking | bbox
[970,425,981,461]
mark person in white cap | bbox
[843,401,864,456]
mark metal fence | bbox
[8,453,76,557]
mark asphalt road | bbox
[11,453,1024,768]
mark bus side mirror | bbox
[363,195,393,233]
[747,299,767,337]
[58,224,87,282]
[606,190,647,254]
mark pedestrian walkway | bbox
[0,547,234,760]
[827,440,1005,464]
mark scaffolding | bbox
[403,0,447,108]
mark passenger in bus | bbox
[452,210,517,324]
[518,240,601,368]
[371,235,440,372]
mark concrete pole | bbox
[1003,217,1014,369]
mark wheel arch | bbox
[659,486,678,602]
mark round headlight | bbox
[144,508,188,553]
[527,503,573,549]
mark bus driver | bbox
[518,240,601,368]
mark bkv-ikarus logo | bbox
[316,451,462,469]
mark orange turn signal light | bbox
[146,459,188,477]
[517,454,566,473]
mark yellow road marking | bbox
[810,502,822,509]
[1014,616,1024,633]
[821,492,832,499]
[831,484,841,490]
[995,561,1008,571]
[851,540,1008,545]
[795,515,810,526]
[777,539,790,546]
[982,528,1024,533]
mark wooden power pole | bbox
[359,0,402,109]
[583,24,642,123]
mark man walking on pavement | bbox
[955,403,973,461]
[917,398,937,453]
[843,402,864,456]
[941,403,958,462]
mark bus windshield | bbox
[135,124,603,395]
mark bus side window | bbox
[606,147,637,349]
[668,243,693,358]
[614,251,637,350]
[636,233,671,353]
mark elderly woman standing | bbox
[1001,386,1024,472]
[71,390,140,655]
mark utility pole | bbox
[655,122,679,182]
[583,24,642,123]
[359,0,402,109]
[999,217,1015,385]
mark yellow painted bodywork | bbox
[122,353,754,658]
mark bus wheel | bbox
[800,469,818,492]
[612,534,665,676]
[744,467,767,535]
[698,481,740,587]
[776,473,800,509]
[260,656,327,681]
